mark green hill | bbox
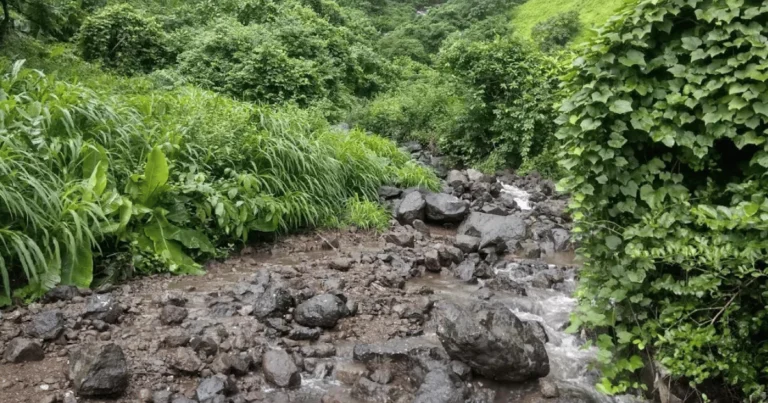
[511,0,630,43]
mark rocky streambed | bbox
[0,169,643,403]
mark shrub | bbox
[557,0,768,399]
[531,10,581,52]
[0,62,432,305]
[344,195,390,231]
[437,37,560,168]
[78,4,169,75]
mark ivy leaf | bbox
[681,36,703,51]
[619,50,646,67]
[606,235,622,250]
[744,202,760,217]
[610,100,634,114]
[753,102,768,117]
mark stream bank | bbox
[0,167,643,403]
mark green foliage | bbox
[78,4,169,75]
[16,0,93,40]
[437,37,561,168]
[511,0,629,44]
[557,0,768,399]
[394,161,440,191]
[531,10,581,52]
[0,61,429,304]
[344,195,389,231]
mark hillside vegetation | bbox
[2,0,768,401]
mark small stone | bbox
[169,347,203,374]
[424,249,440,272]
[287,325,321,341]
[84,294,122,324]
[189,335,218,356]
[333,361,368,386]
[370,368,392,384]
[384,231,414,248]
[38,395,58,403]
[454,235,480,254]
[160,305,188,326]
[153,390,173,403]
[196,374,237,401]
[294,294,347,328]
[412,220,430,235]
[140,388,153,402]
[99,332,112,341]
[539,378,559,398]
[300,343,336,358]
[211,353,249,376]
[328,258,352,272]
[4,338,44,363]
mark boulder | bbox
[551,228,571,252]
[424,193,468,223]
[4,338,44,363]
[455,260,477,283]
[26,310,65,341]
[329,258,352,272]
[378,186,402,200]
[396,192,425,225]
[69,343,129,397]
[43,285,78,302]
[412,368,465,403]
[458,212,527,252]
[262,349,301,388]
[453,235,480,254]
[84,294,122,324]
[446,170,468,189]
[196,374,237,401]
[403,141,422,153]
[466,169,492,183]
[288,325,321,341]
[251,284,294,319]
[294,294,347,328]
[211,353,249,376]
[160,305,188,325]
[433,301,549,382]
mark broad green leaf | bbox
[61,246,93,289]
[606,235,622,250]
[619,50,646,67]
[83,144,108,197]
[140,146,169,206]
[610,100,633,114]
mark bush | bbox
[78,4,169,75]
[557,0,768,399]
[344,195,390,231]
[531,10,581,52]
[437,37,560,168]
[0,62,433,305]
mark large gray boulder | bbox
[294,294,347,328]
[458,212,527,251]
[262,349,301,388]
[446,170,468,189]
[424,193,468,223]
[433,301,549,382]
[412,368,466,403]
[396,191,426,225]
[69,343,129,397]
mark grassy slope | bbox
[511,0,630,43]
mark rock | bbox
[189,336,218,356]
[288,325,321,341]
[466,169,491,183]
[412,219,430,235]
[458,212,527,251]
[251,284,294,319]
[424,193,468,223]
[43,285,78,302]
[160,291,187,307]
[160,305,188,325]
[170,347,203,373]
[395,191,426,225]
[384,230,415,248]
[454,235,480,254]
[412,368,464,403]
[519,241,541,259]
[162,330,190,348]
[322,236,341,250]
[446,170,468,189]
[539,378,559,398]
[378,186,402,200]
[196,374,237,401]
[171,396,196,403]
[329,258,352,272]
[403,141,422,153]
[434,301,549,382]
[352,378,393,402]
[479,204,507,216]
[140,388,153,402]
[211,353,249,376]
[153,390,172,403]
[438,246,463,266]
[551,228,571,252]
[450,360,472,381]
[4,338,44,363]
[69,343,129,397]
[84,294,122,324]
[424,250,441,273]
[353,337,448,371]
[294,294,347,328]
[333,362,368,386]
[300,343,336,358]
[26,310,65,341]
[370,368,392,384]
[262,349,301,388]
[455,260,477,283]
[524,321,549,345]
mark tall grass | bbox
[0,60,436,304]
[510,0,629,44]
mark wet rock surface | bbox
[0,169,639,403]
